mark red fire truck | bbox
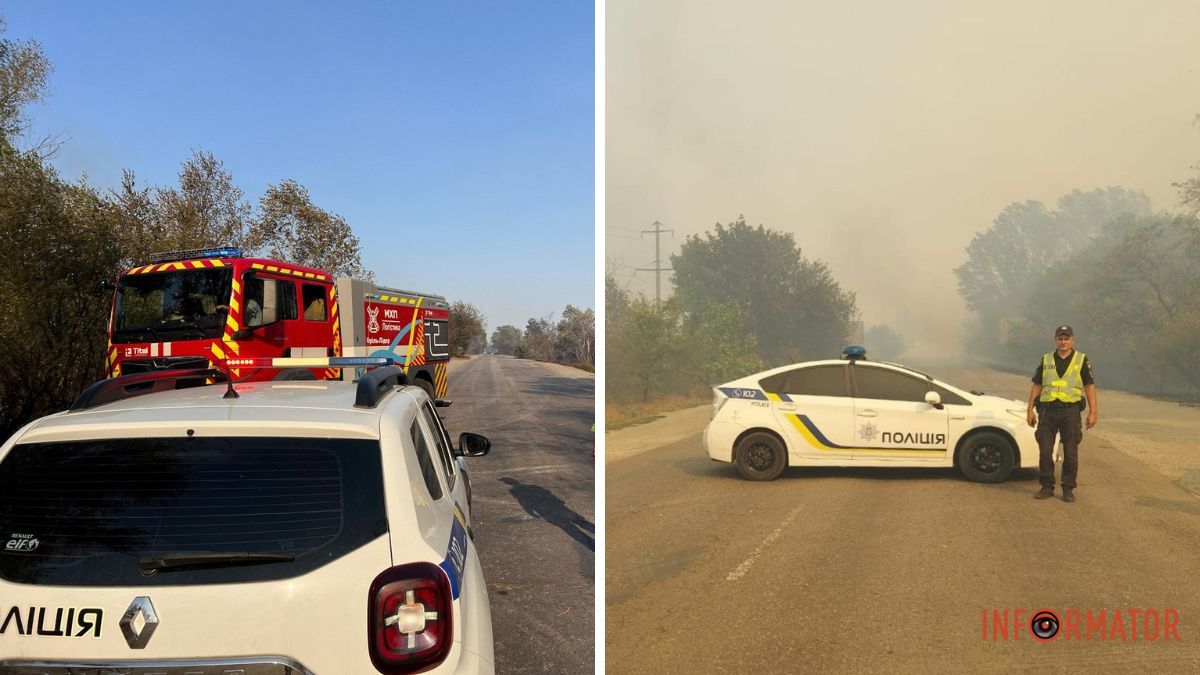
[105,247,450,397]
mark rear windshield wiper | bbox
[139,551,295,573]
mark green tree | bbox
[671,216,858,366]
[0,16,51,140]
[0,144,124,440]
[605,271,630,325]
[518,316,556,361]
[681,301,762,388]
[448,301,486,357]
[144,150,253,252]
[1075,213,1200,392]
[110,169,162,267]
[955,187,1151,357]
[606,298,685,402]
[250,179,371,278]
[113,157,371,278]
[555,305,595,365]
[490,324,522,355]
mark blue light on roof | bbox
[842,345,867,360]
[146,247,243,264]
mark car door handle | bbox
[857,410,878,417]
[778,404,797,411]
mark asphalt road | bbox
[606,370,1200,673]
[439,354,595,674]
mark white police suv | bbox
[705,347,1038,482]
[0,359,494,674]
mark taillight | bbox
[712,388,729,418]
[368,562,454,674]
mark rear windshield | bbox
[0,437,387,587]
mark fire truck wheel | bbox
[416,378,435,398]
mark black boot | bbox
[1062,488,1075,503]
[1035,486,1054,499]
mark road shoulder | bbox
[605,404,710,464]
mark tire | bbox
[734,431,787,481]
[958,431,1016,483]
[416,378,435,399]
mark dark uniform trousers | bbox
[1035,404,1083,489]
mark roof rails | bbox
[355,365,410,408]
[71,369,228,412]
[145,246,243,264]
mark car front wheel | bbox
[734,431,787,481]
[958,431,1015,483]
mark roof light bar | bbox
[146,247,243,264]
[224,356,394,368]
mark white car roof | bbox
[724,358,921,384]
[722,358,977,396]
[12,380,412,446]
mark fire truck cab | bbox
[107,247,450,396]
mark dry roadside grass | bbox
[607,393,709,430]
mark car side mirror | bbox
[458,432,491,457]
[924,390,944,410]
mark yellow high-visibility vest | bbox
[1039,350,1086,404]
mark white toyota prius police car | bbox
[705,347,1038,482]
[0,358,495,674]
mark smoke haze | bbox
[606,0,1200,358]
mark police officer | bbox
[1026,325,1098,503]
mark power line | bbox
[636,221,674,306]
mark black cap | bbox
[1055,325,1073,337]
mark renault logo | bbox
[119,596,159,649]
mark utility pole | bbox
[637,221,673,306]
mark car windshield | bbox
[0,437,387,586]
[113,268,234,343]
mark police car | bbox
[704,346,1038,482]
[0,358,494,674]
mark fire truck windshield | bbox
[113,268,235,344]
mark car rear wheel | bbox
[734,431,787,481]
[958,431,1015,483]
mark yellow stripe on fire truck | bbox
[249,262,327,281]
[127,259,226,275]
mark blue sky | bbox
[4,2,594,331]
